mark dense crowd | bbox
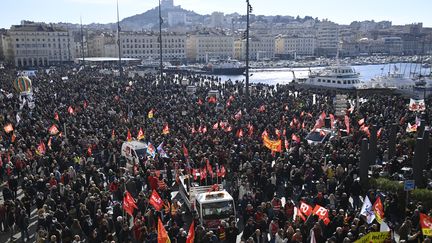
[0,64,431,243]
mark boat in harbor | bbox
[204,59,246,75]
[359,66,416,95]
[295,65,362,89]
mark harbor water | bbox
[216,63,431,86]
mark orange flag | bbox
[186,221,195,243]
[3,123,13,133]
[263,135,282,152]
[137,128,145,140]
[127,129,132,142]
[158,217,171,243]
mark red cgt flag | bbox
[182,144,189,158]
[137,128,145,140]
[420,213,432,236]
[162,123,170,135]
[236,129,243,138]
[123,191,137,216]
[186,221,195,243]
[67,106,74,114]
[54,112,60,121]
[149,190,164,211]
[212,122,219,130]
[48,124,59,135]
[127,129,132,142]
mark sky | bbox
[0,0,431,28]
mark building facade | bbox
[315,21,339,57]
[275,34,315,59]
[2,23,74,67]
[234,35,275,61]
[120,31,186,61]
[186,30,234,62]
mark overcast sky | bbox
[1,0,431,28]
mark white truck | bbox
[178,175,236,229]
[121,141,148,171]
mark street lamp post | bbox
[245,0,252,97]
[158,0,163,85]
[117,0,123,80]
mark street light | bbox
[245,0,252,97]
[158,0,163,84]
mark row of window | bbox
[15,38,68,42]
[122,44,184,49]
[122,38,184,43]
[123,49,185,54]
[317,79,360,85]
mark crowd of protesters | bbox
[0,64,431,243]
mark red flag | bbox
[200,167,207,180]
[234,110,242,120]
[48,124,59,135]
[162,123,170,135]
[291,134,300,143]
[329,114,335,128]
[208,96,217,104]
[83,100,88,109]
[344,115,350,134]
[186,221,195,243]
[258,105,265,112]
[111,129,116,140]
[358,118,365,126]
[212,122,219,130]
[284,138,289,151]
[229,95,235,102]
[296,206,306,221]
[275,129,281,138]
[67,106,74,114]
[226,100,231,108]
[217,165,226,177]
[54,112,60,121]
[320,130,326,137]
[313,204,330,225]
[299,202,313,217]
[11,132,16,143]
[261,130,268,139]
[123,191,137,216]
[191,126,197,134]
[47,137,52,149]
[420,213,432,236]
[127,129,132,142]
[137,128,145,140]
[373,197,385,224]
[206,159,214,178]
[197,98,203,105]
[247,123,254,137]
[201,125,207,134]
[313,118,324,131]
[182,144,189,158]
[319,111,326,120]
[36,141,46,155]
[157,217,171,243]
[3,123,13,133]
[377,128,383,139]
[236,129,243,138]
[87,146,92,156]
[149,190,164,211]
[284,104,289,111]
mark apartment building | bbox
[186,30,234,62]
[2,22,74,67]
[275,34,316,59]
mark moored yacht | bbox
[297,65,362,89]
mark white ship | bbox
[297,65,362,89]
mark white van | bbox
[121,141,148,171]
